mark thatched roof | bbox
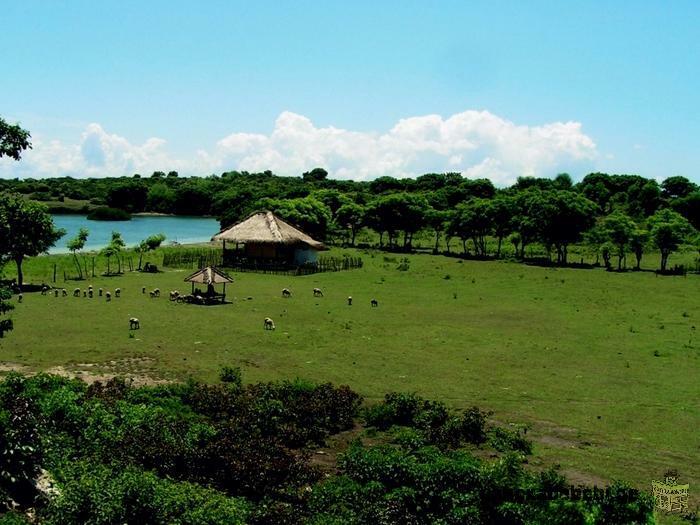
[212,211,326,250]
[184,266,233,285]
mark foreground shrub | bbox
[43,463,250,525]
[365,392,492,449]
[0,375,43,506]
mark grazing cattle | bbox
[73,288,81,297]
[115,288,121,298]
[347,296,353,306]
[264,317,275,330]
[313,288,323,297]
[371,299,378,307]
[129,317,140,330]
[282,288,292,298]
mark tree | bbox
[136,233,166,270]
[671,191,700,230]
[647,209,696,271]
[600,212,636,270]
[534,191,598,264]
[0,286,13,338]
[661,176,697,199]
[101,231,125,275]
[0,117,31,161]
[0,194,65,288]
[66,227,89,279]
[553,173,573,190]
[335,203,365,246]
[146,183,176,213]
[302,167,328,183]
[450,199,493,256]
[365,193,428,249]
[424,208,450,253]
[106,181,148,212]
[311,189,351,221]
[629,228,649,270]
[256,197,332,239]
[490,196,515,257]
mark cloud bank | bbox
[0,110,597,185]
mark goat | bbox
[153,288,160,298]
[115,288,121,298]
[129,317,140,330]
[17,294,22,303]
[54,289,59,297]
[313,288,323,297]
[347,296,353,306]
[62,289,68,297]
[142,286,146,294]
[105,292,112,302]
[169,290,180,301]
[371,299,378,307]
[41,285,48,296]
[282,288,291,298]
[73,288,80,297]
[88,289,93,298]
[83,291,87,298]
[98,288,103,297]
[264,317,275,330]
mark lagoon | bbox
[50,215,220,254]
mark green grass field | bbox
[1,247,698,511]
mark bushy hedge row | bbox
[365,392,531,454]
[0,373,653,524]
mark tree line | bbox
[1,118,699,272]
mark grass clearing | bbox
[1,247,698,508]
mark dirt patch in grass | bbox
[0,359,168,386]
[560,468,610,487]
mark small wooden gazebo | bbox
[184,266,233,304]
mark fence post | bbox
[53,263,57,283]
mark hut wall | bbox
[293,247,318,265]
[245,242,278,259]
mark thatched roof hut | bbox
[212,211,326,265]
[184,266,233,285]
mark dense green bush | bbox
[86,206,131,221]
[0,374,653,524]
[43,463,249,525]
[365,392,493,450]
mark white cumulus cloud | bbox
[0,110,598,185]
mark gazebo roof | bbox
[184,266,233,285]
[212,211,326,250]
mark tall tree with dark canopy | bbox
[0,117,31,161]
[647,209,696,271]
[0,194,65,289]
[600,212,636,270]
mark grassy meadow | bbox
[1,246,699,510]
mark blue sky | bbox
[2,1,699,184]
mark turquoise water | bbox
[50,215,220,254]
